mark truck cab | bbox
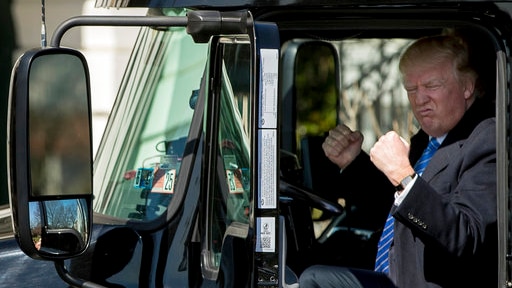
[5,1,512,287]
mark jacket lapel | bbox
[420,140,463,181]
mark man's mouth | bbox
[417,108,432,117]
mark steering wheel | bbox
[280,178,344,215]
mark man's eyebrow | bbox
[423,78,445,85]
[408,78,445,89]
[403,78,446,89]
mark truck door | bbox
[196,19,285,287]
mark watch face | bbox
[402,174,416,188]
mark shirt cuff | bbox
[394,175,418,206]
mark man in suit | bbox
[299,34,497,287]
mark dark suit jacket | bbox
[341,98,497,287]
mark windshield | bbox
[93,9,208,221]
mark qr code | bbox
[260,236,272,249]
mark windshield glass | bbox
[93,9,208,221]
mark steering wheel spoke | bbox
[279,179,344,215]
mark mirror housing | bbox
[8,47,93,260]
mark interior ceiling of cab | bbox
[95,0,508,8]
[93,0,500,51]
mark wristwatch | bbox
[395,173,417,191]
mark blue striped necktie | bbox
[374,137,440,274]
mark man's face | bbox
[402,58,474,137]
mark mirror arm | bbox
[50,15,188,47]
[54,260,107,288]
[50,11,251,47]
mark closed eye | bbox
[405,87,417,94]
[425,84,442,90]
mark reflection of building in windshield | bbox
[28,54,91,197]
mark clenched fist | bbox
[369,131,415,186]
[322,124,364,170]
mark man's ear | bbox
[464,77,476,100]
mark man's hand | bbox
[370,131,415,186]
[322,124,364,170]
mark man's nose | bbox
[414,87,430,104]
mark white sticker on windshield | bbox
[258,129,277,209]
[256,217,275,253]
[259,48,278,129]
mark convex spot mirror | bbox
[8,47,93,260]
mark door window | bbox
[202,36,252,278]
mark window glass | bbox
[93,9,208,221]
[296,39,413,153]
[295,43,337,140]
[205,38,251,272]
[293,38,413,236]
[338,39,414,151]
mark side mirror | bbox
[8,47,93,260]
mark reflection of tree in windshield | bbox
[44,201,78,229]
[29,202,42,249]
[29,199,89,252]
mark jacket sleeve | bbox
[394,118,496,256]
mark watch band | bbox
[395,173,417,191]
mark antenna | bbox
[41,0,47,48]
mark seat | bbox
[300,136,342,203]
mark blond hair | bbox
[399,35,480,97]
